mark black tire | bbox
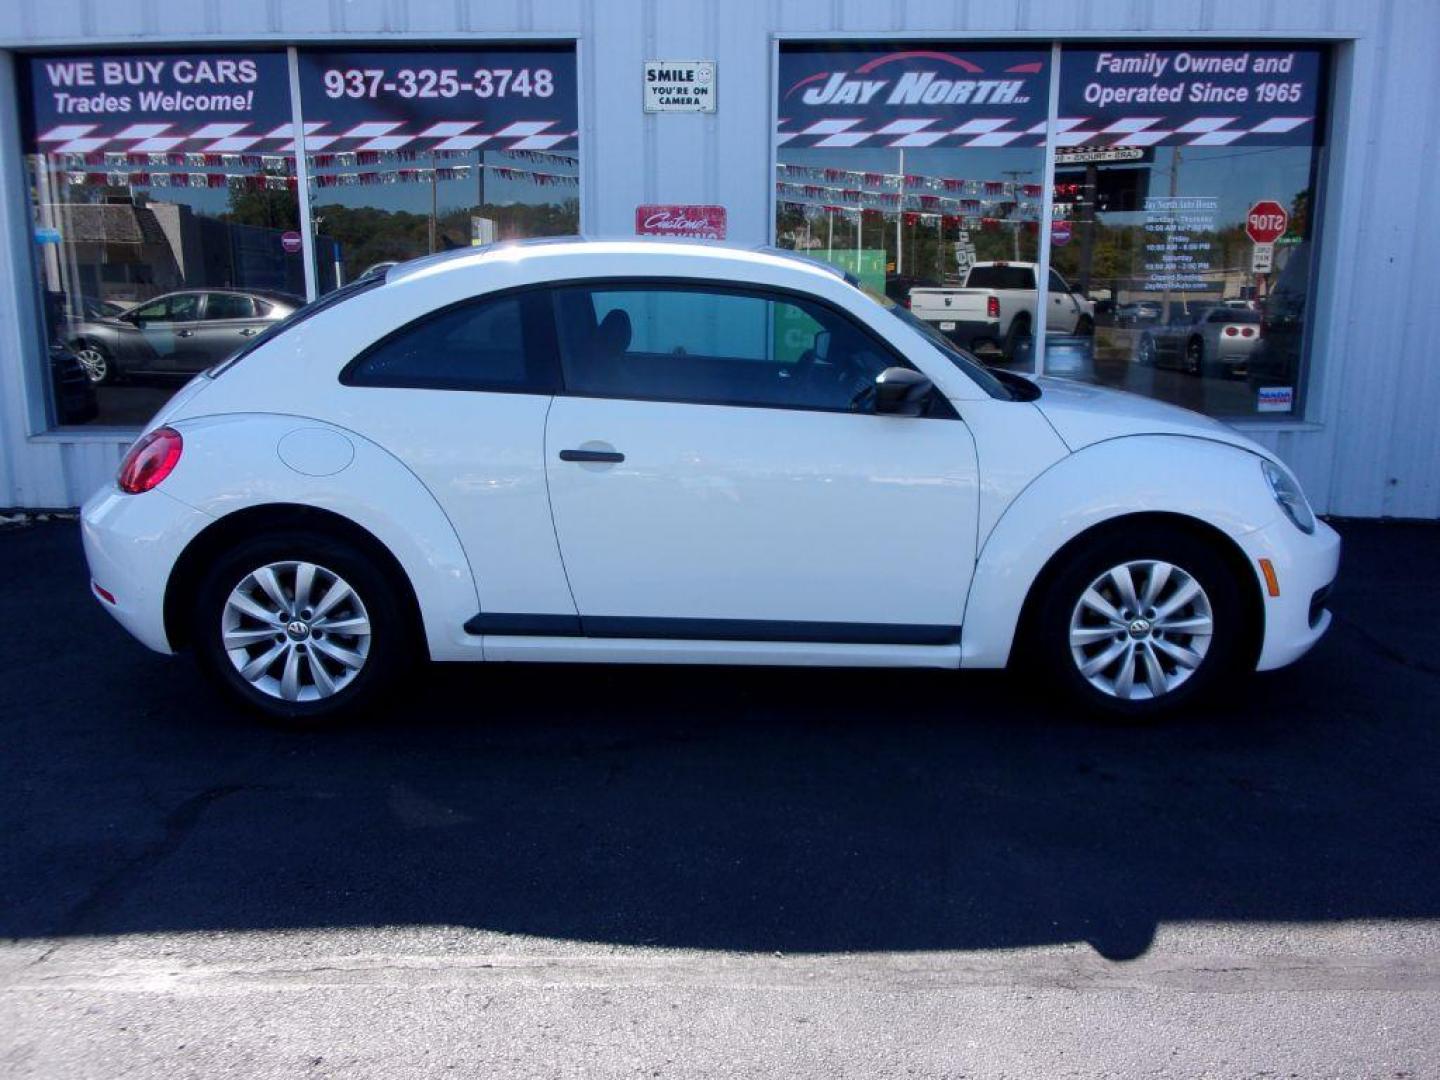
[1003,315,1031,362]
[1136,334,1156,367]
[72,340,116,385]
[1185,337,1205,376]
[191,529,413,725]
[1025,524,1250,721]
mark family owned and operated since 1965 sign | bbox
[1057,46,1325,146]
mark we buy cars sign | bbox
[1246,200,1289,244]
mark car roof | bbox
[384,237,851,288]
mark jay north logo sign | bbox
[777,48,1049,148]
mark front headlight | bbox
[1262,459,1316,534]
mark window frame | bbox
[338,286,563,396]
[540,275,958,420]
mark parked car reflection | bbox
[1136,305,1262,379]
[66,288,302,384]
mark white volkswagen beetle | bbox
[81,240,1339,723]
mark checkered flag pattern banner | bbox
[36,119,578,156]
[776,114,1313,150]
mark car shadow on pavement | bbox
[2,520,1437,961]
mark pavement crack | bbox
[1335,613,1440,679]
[54,785,251,937]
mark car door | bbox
[130,292,204,373]
[542,282,980,641]
[195,293,267,369]
[1047,269,1083,333]
[335,288,577,623]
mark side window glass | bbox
[205,294,255,320]
[1048,270,1069,294]
[345,293,554,393]
[553,284,900,413]
[132,299,169,322]
[168,294,201,322]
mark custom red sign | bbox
[1245,201,1289,245]
[1050,219,1072,246]
[281,230,303,254]
[635,204,727,240]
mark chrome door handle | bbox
[558,449,624,463]
[239,328,258,337]
[177,329,195,337]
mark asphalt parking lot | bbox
[2,516,1438,1077]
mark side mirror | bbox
[873,366,933,416]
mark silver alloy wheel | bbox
[74,346,108,383]
[220,560,372,703]
[1068,559,1214,701]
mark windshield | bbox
[206,276,385,378]
[855,283,1013,401]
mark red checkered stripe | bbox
[35,120,578,155]
[776,115,1312,148]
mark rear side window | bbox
[205,294,255,320]
[965,266,1034,290]
[344,291,558,393]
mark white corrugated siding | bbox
[1,0,1437,516]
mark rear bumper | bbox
[81,485,213,654]
[1236,515,1342,671]
[916,315,999,350]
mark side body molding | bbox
[156,413,482,661]
[959,435,1280,669]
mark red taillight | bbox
[1224,326,1238,336]
[1241,327,1256,337]
[902,297,911,309]
[987,295,1000,318]
[117,426,183,494]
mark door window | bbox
[205,294,257,320]
[551,284,901,413]
[343,292,557,393]
[134,294,200,323]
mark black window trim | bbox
[539,275,959,420]
[338,285,563,396]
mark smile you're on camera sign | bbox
[643,60,716,113]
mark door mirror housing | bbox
[873,366,934,416]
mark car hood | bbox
[1030,376,1275,461]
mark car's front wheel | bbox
[72,341,114,384]
[1029,526,1249,719]
[192,531,411,723]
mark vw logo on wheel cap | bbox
[285,619,311,640]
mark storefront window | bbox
[21,51,302,426]
[775,46,1050,371]
[1047,45,1327,416]
[295,48,580,292]
[774,42,1329,417]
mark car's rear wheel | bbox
[1003,315,1030,362]
[192,531,410,723]
[1029,525,1248,720]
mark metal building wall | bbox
[1,0,1436,517]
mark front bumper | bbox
[1236,514,1342,671]
[81,485,213,654]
